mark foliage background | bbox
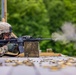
[0,0,76,56]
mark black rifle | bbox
[0,36,52,53]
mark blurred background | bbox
[0,0,76,56]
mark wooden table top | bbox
[18,52,61,57]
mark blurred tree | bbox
[43,0,76,55]
[7,0,51,51]
[7,0,50,36]
[6,0,76,55]
[43,0,74,33]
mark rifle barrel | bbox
[23,38,52,41]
